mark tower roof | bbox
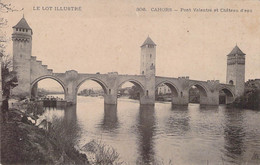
[141,36,156,47]
[228,45,245,56]
[13,17,32,30]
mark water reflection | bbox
[171,104,188,110]
[136,105,156,164]
[64,105,77,125]
[198,105,220,116]
[100,104,119,132]
[200,105,219,110]
[50,105,80,146]
[166,106,190,136]
[199,105,219,111]
[223,109,246,164]
[41,96,260,164]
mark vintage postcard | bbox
[1,0,260,164]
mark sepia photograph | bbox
[0,0,260,164]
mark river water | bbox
[42,96,260,164]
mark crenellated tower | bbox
[226,45,246,96]
[12,17,33,97]
[140,36,156,76]
[140,36,156,105]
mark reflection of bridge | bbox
[12,17,245,106]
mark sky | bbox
[2,0,260,90]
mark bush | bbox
[49,116,88,164]
[233,89,259,110]
[82,139,124,165]
[95,140,123,165]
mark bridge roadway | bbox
[30,70,235,106]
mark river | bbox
[42,95,260,164]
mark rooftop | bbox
[13,17,32,30]
[228,45,246,56]
[141,36,156,47]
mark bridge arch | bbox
[219,87,235,97]
[76,77,109,94]
[218,86,235,104]
[118,79,145,92]
[155,80,179,97]
[117,79,146,99]
[31,75,67,96]
[187,83,208,97]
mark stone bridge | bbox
[11,17,238,106]
[25,56,235,106]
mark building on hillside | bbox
[157,84,171,95]
[78,88,104,96]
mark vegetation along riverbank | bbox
[232,79,260,110]
[0,105,89,164]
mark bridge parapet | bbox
[219,83,234,87]
[178,76,190,80]
[30,56,55,83]
[31,56,36,60]
[206,80,220,93]
[108,72,118,75]
[65,70,78,81]
[207,80,220,83]
[36,60,42,65]
[178,76,190,89]
[47,69,53,73]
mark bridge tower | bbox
[226,45,246,96]
[12,17,33,97]
[140,36,156,105]
[140,36,156,76]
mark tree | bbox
[0,1,21,12]
[233,82,260,110]
[0,1,22,122]
[1,54,18,122]
[0,1,23,49]
[128,86,141,100]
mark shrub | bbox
[82,139,124,165]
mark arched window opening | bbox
[146,90,149,96]
[109,89,111,94]
[142,71,144,75]
[229,80,234,85]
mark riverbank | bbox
[0,108,89,165]
[232,89,260,110]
